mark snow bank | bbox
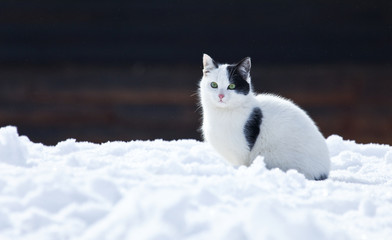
[0,126,29,167]
[0,126,391,240]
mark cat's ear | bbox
[236,57,251,80]
[203,54,218,75]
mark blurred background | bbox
[0,0,391,145]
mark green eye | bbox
[228,84,236,90]
[210,82,218,88]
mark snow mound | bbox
[0,126,391,240]
[0,126,29,167]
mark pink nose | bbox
[218,94,225,100]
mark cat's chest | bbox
[204,109,250,151]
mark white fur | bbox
[200,54,330,180]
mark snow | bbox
[0,125,392,240]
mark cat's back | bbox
[255,93,316,129]
[254,93,330,179]
[256,93,300,113]
[255,93,322,141]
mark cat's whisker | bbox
[194,105,202,113]
[190,92,199,98]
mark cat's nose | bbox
[218,94,225,100]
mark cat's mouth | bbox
[217,99,227,106]
[218,98,226,103]
[211,96,227,107]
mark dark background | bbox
[1,0,391,145]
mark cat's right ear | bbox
[203,54,218,75]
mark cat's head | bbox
[200,54,253,109]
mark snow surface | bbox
[0,125,392,240]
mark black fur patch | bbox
[226,65,250,95]
[314,173,328,181]
[244,107,262,151]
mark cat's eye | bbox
[210,82,218,88]
[228,84,236,90]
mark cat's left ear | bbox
[236,57,251,81]
[203,54,218,75]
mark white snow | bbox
[0,125,392,240]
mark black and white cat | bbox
[199,54,330,180]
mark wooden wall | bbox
[1,63,391,145]
[0,1,391,145]
[1,0,391,64]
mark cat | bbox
[199,54,331,180]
